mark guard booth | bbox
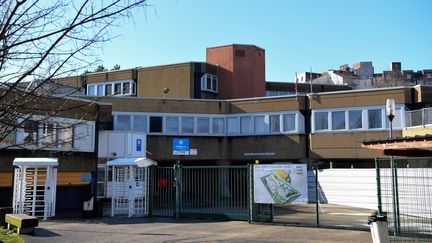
[107,157,157,217]
[12,158,58,220]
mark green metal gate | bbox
[148,164,272,222]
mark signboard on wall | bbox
[254,164,308,204]
[173,138,190,155]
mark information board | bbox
[254,164,308,204]
[173,138,190,155]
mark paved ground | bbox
[23,217,372,243]
[274,204,372,230]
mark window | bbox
[149,116,163,133]
[254,116,269,133]
[406,74,412,79]
[197,117,210,134]
[314,112,328,131]
[133,115,147,133]
[235,49,245,57]
[166,116,179,134]
[105,84,112,96]
[116,115,130,131]
[212,118,224,134]
[58,125,73,148]
[181,117,194,134]
[114,83,122,95]
[23,120,38,146]
[240,116,253,134]
[42,122,56,147]
[123,82,130,94]
[97,85,104,96]
[283,114,296,132]
[87,85,95,96]
[201,74,218,93]
[270,115,280,133]
[332,111,345,130]
[227,117,239,134]
[349,110,362,129]
[368,109,382,129]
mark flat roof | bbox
[13,158,58,166]
[362,135,432,157]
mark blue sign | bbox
[136,139,142,152]
[173,138,190,155]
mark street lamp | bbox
[386,99,395,139]
[386,98,399,235]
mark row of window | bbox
[0,118,94,151]
[87,80,136,96]
[312,106,403,132]
[113,112,302,136]
[201,74,218,93]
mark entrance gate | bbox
[149,164,272,222]
[107,158,155,217]
[12,158,58,220]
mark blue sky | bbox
[100,0,432,82]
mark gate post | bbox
[248,164,254,223]
[174,162,182,219]
[375,159,383,215]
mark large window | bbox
[332,111,345,130]
[23,120,38,146]
[105,84,112,96]
[116,115,130,131]
[254,116,269,133]
[212,118,224,134]
[270,115,280,133]
[149,116,163,133]
[42,122,56,147]
[349,110,362,129]
[87,85,95,96]
[283,114,296,132]
[181,117,194,134]
[197,117,210,134]
[368,109,382,129]
[58,125,73,148]
[240,116,253,134]
[227,117,239,134]
[201,74,218,93]
[166,116,179,134]
[133,115,147,133]
[315,112,328,131]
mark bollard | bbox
[367,211,390,243]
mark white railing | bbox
[405,107,432,127]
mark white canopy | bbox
[13,158,58,166]
[106,157,157,168]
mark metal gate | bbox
[12,158,57,220]
[376,158,432,242]
[149,164,272,222]
[110,166,149,217]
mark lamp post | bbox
[386,98,399,235]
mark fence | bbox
[376,158,432,242]
[405,107,432,127]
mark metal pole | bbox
[315,162,320,227]
[375,159,382,215]
[389,120,399,236]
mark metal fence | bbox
[405,107,432,127]
[376,158,432,242]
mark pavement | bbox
[23,217,372,243]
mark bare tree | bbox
[0,0,147,148]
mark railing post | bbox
[315,162,320,227]
[174,163,182,219]
[375,159,382,215]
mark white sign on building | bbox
[254,164,308,204]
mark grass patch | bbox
[0,227,23,243]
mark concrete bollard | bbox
[367,211,390,243]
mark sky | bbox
[100,0,432,82]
